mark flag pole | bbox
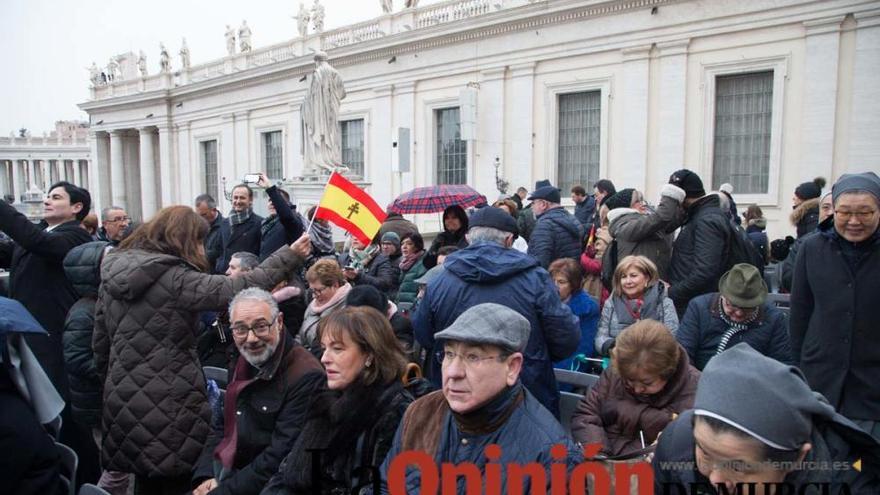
[305,170,336,235]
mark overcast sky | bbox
[0,0,443,135]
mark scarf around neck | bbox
[399,250,424,272]
[348,244,379,270]
[310,220,335,254]
[612,283,665,326]
[229,208,252,226]
[451,382,525,436]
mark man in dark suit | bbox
[216,184,262,274]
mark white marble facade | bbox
[0,131,91,206]
[78,0,880,235]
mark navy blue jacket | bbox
[676,293,792,371]
[527,206,584,268]
[412,241,579,417]
[574,196,596,228]
[205,212,228,274]
[259,186,304,262]
[216,212,263,274]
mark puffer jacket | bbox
[667,194,731,314]
[791,197,820,239]
[395,252,427,312]
[604,184,684,281]
[412,241,579,417]
[93,245,304,477]
[571,348,700,456]
[338,251,399,297]
[676,293,793,371]
[554,289,600,369]
[527,206,584,268]
[62,241,110,428]
[377,384,581,494]
[574,196,596,227]
[594,284,679,356]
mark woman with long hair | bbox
[263,306,413,494]
[93,206,311,495]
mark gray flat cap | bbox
[434,303,530,352]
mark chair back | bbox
[55,441,78,495]
[554,368,600,395]
[203,366,229,389]
[559,391,584,435]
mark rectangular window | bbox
[340,119,365,178]
[557,91,601,194]
[712,71,773,194]
[201,140,218,201]
[262,131,283,180]
[435,107,467,185]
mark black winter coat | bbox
[62,241,110,429]
[259,186,304,261]
[790,223,880,420]
[791,198,820,239]
[667,194,730,314]
[216,212,263,273]
[338,252,400,297]
[205,212,228,274]
[0,200,92,399]
[527,206,583,268]
[192,335,325,495]
[676,293,793,371]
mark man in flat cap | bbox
[791,172,880,440]
[380,304,579,493]
[412,207,579,418]
[653,343,880,494]
[526,180,584,268]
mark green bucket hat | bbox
[718,263,767,308]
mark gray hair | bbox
[194,194,216,209]
[231,251,260,271]
[229,287,279,322]
[466,226,511,246]
[101,206,125,221]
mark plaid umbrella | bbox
[389,185,488,214]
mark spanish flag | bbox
[314,172,387,245]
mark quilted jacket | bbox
[93,246,304,477]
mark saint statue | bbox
[180,38,191,69]
[296,2,310,37]
[381,0,393,14]
[239,21,252,52]
[311,0,325,33]
[301,52,346,174]
[225,25,236,56]
[137,50,148,77]
[107,57,120,82]
[159,43,171,73]
[87,62,101,86]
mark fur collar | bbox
[790,198,820,225]
[607,207,639,226]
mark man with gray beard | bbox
[192,288,324,495]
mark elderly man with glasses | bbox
[191,288,324,495]
[98,206,131,244]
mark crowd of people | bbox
[0,167,878,495]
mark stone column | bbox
[73,158,82,186]
[506,62,536,191]
[41,160,51,191]
[0,161,9,200]
[220,114,236,212]
[654,40,689,195]
[176,122,193,204]
[392,81,416,194]
[477,68,506,197]
[157,124,174,207]
[801,17,844,181]
[848,10,880,171]
[618,45,652,192]
[11,160,22,202]
[89,131,107,217]
[233,111,250,182]
[370,85,393,204]
[26,160,35,190]
[139,127,158,219]
[109,130,126,209]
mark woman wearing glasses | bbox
[675,263,792,371]
[263,306,413,494]
[93,206,312,495]
[299,258,352,357]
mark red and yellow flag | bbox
[314,172,387,245]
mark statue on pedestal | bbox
[239,21,252,52]
[296,2,310,37]
[180,38,191,69]
[88,62,101,87]
[107,57,120,82]
[137,51,148,77]
[225,25,236,56]
[159,43,171,73]
[311,0,325,33]
[301,52,346,174]
[381,0,393,13]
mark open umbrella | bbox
[389,185,488,214]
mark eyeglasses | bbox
[308,286,329,297]
[436,350,505,368]
[106,216,130,223]
[231,320,275,338]
[834,210,877,221]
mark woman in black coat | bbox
[262,306,413,494]
[423,205,469,269]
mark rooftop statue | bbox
[296,2,310,38]
[225,25,236,56]
[180,38,191,69]
[159,43,171,73]
[311,0,325,33]
[137,50,148,77]
[239,21,252,52]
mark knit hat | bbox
[831,172,880,204]
[434,303,531,352]
[346,284,388,314]
[603,188,635,211]
[719,183,734,195]
[468,206,518,234]
[718,263,768,308]
[669,169,706,198]
[528,182,561,204]
[380,231,401,249]
[794,177,827,201]
[694,344,878,452]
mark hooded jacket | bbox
[423,205,469,269]
[62,241,110,428]
[527,206,584,268]
[791,197,820,239]
[412,241,580,417]
[93,246,303,477]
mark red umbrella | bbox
[388,185,488,214]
